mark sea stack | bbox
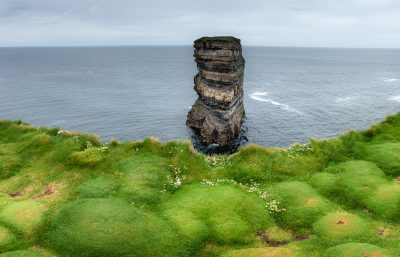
[186,36,245,146]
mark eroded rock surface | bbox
[187,36,245,146]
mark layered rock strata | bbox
[187,36,245,146]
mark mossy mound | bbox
[3,115,400,256]
[0,196,12,209]
[228,145,271,183]
[0,250,47,257]
[0,156,21,179]
[163,185,273,247]
[335,161,386,203]
[264,226,293,243]
[312,161,387,206]
[365,184,400,220]
[27,133,53,147]
[48,198,185,257]
[313,212,369,243]
[117,155,170,205]
[221,247,293,257]
[268,181,334,230]
[0,200,47,235]
[309,172,339,195]
[72,147,104,167]
[325,243,393,257]
[324,160,384,176]
[0,226,17,251]
[363,143,400,175]
[76,176,118,198]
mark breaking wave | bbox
[389,95,400,102]
[249,92,303,115]
[383,78,399,83]
[335,96,357,104]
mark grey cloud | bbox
[0,0,399,47]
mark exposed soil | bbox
[256,230,309,247]
[31,183,62,199]
[378,227,389,237]
[336,219,347,225]
[9,190,22,197]
[9,185,33,198]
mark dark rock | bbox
[187,36,245,146]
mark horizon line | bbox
[0,44,400,50]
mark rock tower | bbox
[186,36,245,146]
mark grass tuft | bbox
[325,243,394,257]
[0,200,47,236]
[162,184,273,249]
[0,113,400,255]
[313,212,369,243]
[47,198,186,257]
[363,143,400,176]
[267,181,335,232]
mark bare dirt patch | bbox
[31,183,63,199]
[377,227,389,237]
[9,185,33,198]
[336,219,347,225]
[256,230,309,247]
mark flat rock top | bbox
[194,36,242,51]
[194,36,240,43]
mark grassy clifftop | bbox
[1,113,400,256]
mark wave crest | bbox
[383,78,399,83]
[249,92,303,115]
[389,95,400,102]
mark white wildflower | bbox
[266,200,286,213]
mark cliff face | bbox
[186,36,245,146]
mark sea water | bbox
[1,46,400,147]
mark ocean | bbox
[1,46,400,148]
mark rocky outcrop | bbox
[187,36,245,146]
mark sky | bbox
[1,0,400,47]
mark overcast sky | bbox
[1,0,400,47]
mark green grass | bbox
[363,143,400,176]
[0,113,400,256]
[0,200,47,236]
[221,247,295,257]
[0,226,17,251]
[162,184,273,249]
[313,211,369,244]
[266,181,335,232]
[310,160,400,220]
[76,176,119,198]
[47,198,186,257]
[365,184,400,220]
[0,250,48,257]
[325,243,394,257]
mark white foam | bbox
[335,96,359,104]
[249,92,303,115]
[335,96,354,102]
[389,95,400,102]
[383,78,399,83]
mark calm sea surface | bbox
[1,46,400,147]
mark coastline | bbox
[0,113,400,256]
